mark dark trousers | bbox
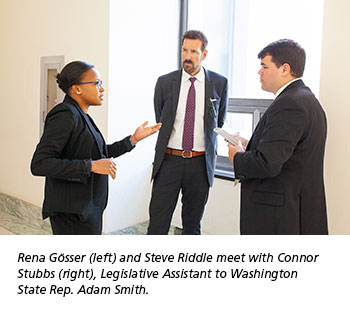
[49,210,103,235]
[147,154,210,235]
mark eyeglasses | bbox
[77,79,103,89]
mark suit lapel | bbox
[72,101,106,158]
[171,70,182,118]
[86,115,107,157]
[204,68,213,130]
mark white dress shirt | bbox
[275,78,302,98]
[168,67,205,151]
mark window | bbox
[185,0,324,179]
[216,98,271,178]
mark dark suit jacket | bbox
[31,95,134,217]
[151,68,228,187]
[234,80,328,234]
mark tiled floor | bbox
[0,208,51,235]
[0,191,180,235]
[0,215,179,235]
[0,225,14,235]
[0,192,51,235]
[107,221,178,235]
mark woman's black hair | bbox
[56,61,94,94]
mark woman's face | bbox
[75,68,104,107]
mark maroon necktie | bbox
[182,77,196,152]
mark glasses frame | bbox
[77,79,103,89]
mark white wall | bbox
[105,0,179,232]
[319,0,350,234]
[0,0,110,207]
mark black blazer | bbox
[31,95,134,217]
[234,80,328,234]
[151,68,228,187]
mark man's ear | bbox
[281,63,292,77]
[202,49,208,61]
[71,85,82,95]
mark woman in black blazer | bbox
[31,61,161,235]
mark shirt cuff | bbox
[129,135,136,147]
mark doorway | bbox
[40,56,65,135]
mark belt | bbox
[165,148,205,158]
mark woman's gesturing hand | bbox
[130,121,162,144]
[91,158,117,179]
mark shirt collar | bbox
[275,78,302,98]
[182,66,205,83]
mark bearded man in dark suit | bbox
[228,39,328,235]
[147,30,228,235]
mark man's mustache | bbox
[183,60,193,65]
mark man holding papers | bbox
[228,39,328,235]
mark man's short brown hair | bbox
[182,30,208,51]
[258,39,306,78]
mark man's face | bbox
[182,38,207,76]
[258,55,285,94]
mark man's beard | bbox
[183,60,198,75]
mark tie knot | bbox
[189,77,196,84]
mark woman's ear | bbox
[71,84,82,95]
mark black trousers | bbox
[49,210,103,235]
[147,154,210,235]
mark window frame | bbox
[179,0,273,180]
[214,98,272,180]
